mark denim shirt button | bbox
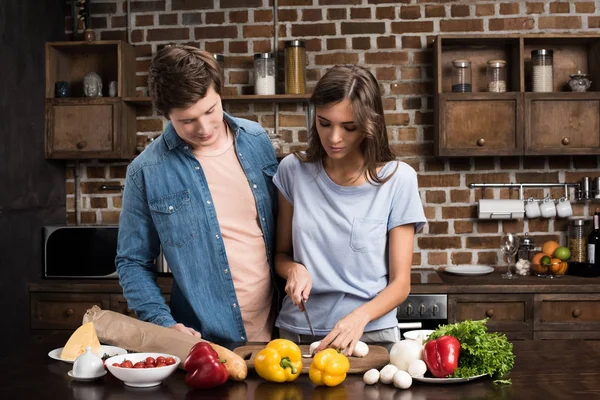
[215,234,220,239]
[194,166,200,170]
[253,184,257,189]
[241,336,245,341]
[233,303,237,308]
[184,146,189,150]
[207,200,211,205]
[238,153,242,157]
[261,217,265,221]
[224,269,228,274]
[168,206,174,211]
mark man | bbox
[116,45,278,342]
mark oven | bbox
[397,294,448,335]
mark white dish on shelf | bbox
[413,373,487,384]
[67,369,107,382]
[403,329,435,341]
[48,345,127,364]
[444,265,494,276]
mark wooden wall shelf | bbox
[123,93,311,106]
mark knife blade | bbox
[301,298,315,337]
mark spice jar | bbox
[531,49,553,92]
[254,53,275,95]
[213,54,225,88]
[284,40,306,94]
[568,218,588,263]
[487,60,507,93]
[451,60,472,92]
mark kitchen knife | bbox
[301,298,315,337]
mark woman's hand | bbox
[169,323,201,337]
[285,263,312,310]
[316,309,370,356]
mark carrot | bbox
[82,306,247,381]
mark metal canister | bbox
[518,233,535,263]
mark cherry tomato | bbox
[120,360,133,368]
[145,357,156,364]
[156,356,166,364]
[133,362,146,368]
[156,362,167,368]
[165,357,176,365]
[112,363,120,367]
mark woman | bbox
[273,65,427,355]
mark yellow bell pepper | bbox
[308,348,350,387]
[255,339,303,383]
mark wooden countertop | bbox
[2,336,600,399]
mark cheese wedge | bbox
[60,322,101,361]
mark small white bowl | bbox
[105,352,180,388]
[72,346,106,379]
[402,329,435,341]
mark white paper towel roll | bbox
[478,199,525,219]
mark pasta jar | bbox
[213,54,225,88]
[451,60,472,92]
[531,49,553,92]
[568,218,588,263]
[254,53,276,95]
[284,40,306,94]
[487,60,507,93]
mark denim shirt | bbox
[116,112,278,343]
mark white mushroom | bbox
[363,368,380,385]
[353,341,370,357]
[379,364,399,385]
[393,369,413,389]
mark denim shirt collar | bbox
[162,111,240,151]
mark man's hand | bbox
[169,323,201,337]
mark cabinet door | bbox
[30,293,110,330]
[45,99,121,159]
[436,93,523,156]
[449,294,534,334]
[524,93,600,155]
[534,293,600,333]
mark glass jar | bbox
[254,53,276,95]
[213,54,225,88]
[487,60,507,93]
[568,218,589,263]
[452,60,472,92]
[531,49,553,92]
[518,233,535,263]
[284,40,306,94]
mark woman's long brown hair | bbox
[296,65,396,185]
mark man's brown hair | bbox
[148,45,222,118]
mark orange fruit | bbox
[532,252,546,266]
[558,262,568,275]
[550,258,563,273]
[542,240,560,257]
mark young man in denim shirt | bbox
[116,45,278,343]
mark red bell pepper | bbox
[183,342,229,389]
[423,335,461,378]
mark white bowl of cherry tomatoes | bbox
[105,352,180,387]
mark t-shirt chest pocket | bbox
[350,217,387,253]
[149,189,198,248]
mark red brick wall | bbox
[66,0,600,268]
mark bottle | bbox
[587,209,600,267]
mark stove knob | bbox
[419,304,426,315]
[406,304,413,315]
[432,304,439,316]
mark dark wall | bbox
[0,1,66,358]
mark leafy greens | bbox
[426,319,515,384]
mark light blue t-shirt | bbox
[273,155,427,336]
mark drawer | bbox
[30,293,110,330]
[535,294,600,331]
[109,294,171,319]
[449,294,534,332]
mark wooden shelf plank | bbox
[123,93,311,106]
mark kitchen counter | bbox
[2,336,600,399]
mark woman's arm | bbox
[274,191,312,308]
[317,223,415,355]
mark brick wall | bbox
[66,0,600,268]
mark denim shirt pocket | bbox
[350,217,387,253]
[148,189,197,248]
[262,162,278,200]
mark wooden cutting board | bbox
[233,344,390,374]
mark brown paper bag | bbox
[83,305,247,381]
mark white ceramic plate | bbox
[444,265,494,276]
[403,329,435,341]
[48,345,127,364]
[413,373,487,384]
[67,369,107,382]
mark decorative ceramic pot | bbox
[568,71,592,92]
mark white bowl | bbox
[402,329,435,341]
[105,352,180,388]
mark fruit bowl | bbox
[531,259,568,278]
[105,353,180,388]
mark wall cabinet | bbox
[434,35,600,157]
[45,41,136,159]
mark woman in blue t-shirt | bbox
[273,65,427,355]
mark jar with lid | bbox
[516,233,535,276]
[254,53,275,95]
[213,54,225,89]
[568,217,589,263]
[284,40,306,94]
[451,60,472,93]
[531,49,553,92]
[487,60,507,92]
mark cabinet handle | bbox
[485,309,494,318]
[572,309,581,318]
[76,140,87,149]
[561,137,570,146]
[476,138,485,147]
[66,308,75,316]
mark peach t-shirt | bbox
[195,129,274,342]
